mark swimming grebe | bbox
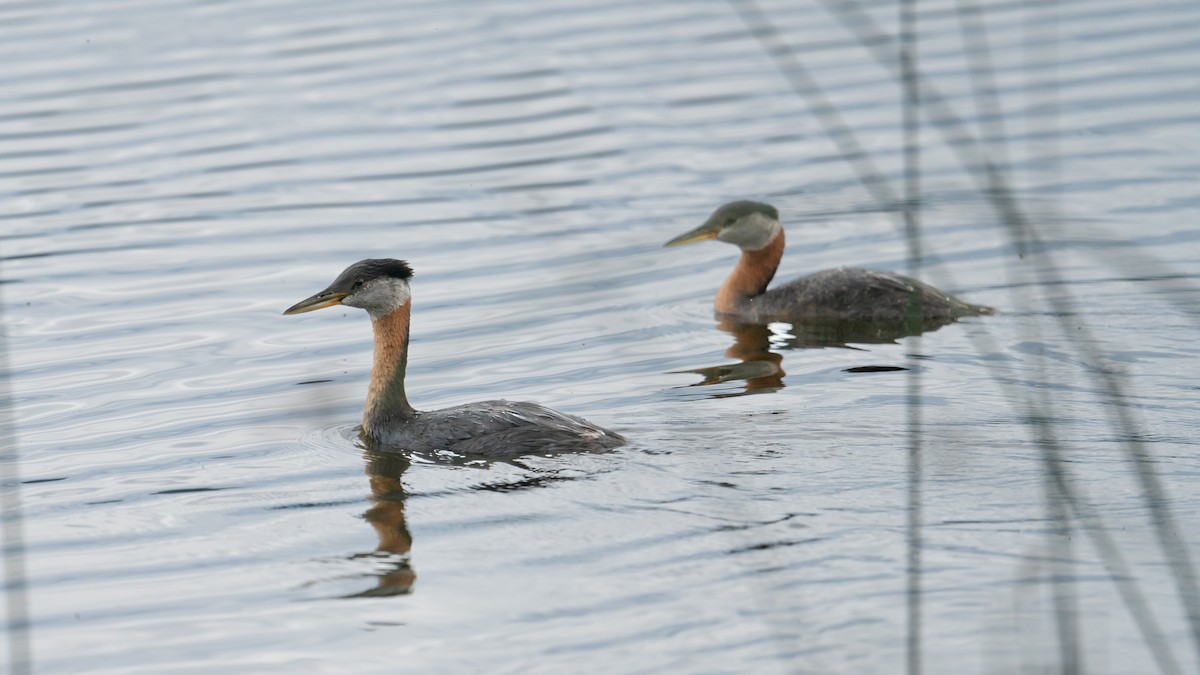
[665,201,996,323]
[284,259,625,456]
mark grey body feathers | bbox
[734,267,995,323]
[367,399,625,457]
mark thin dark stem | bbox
[954,0,1010,171]
[900,1,922,674]
[1044,440,1081,675]
[726,0,898,209]
[1035,414,1180,675]
[1047,492,1080,675]
[1024,5,1080,672]
[731,0,1192,668]
[817,2,1200,667]
[0,266,32,674]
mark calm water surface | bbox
[3,0,1200,672]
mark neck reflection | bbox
[678,319,786,397]
[344,450,415,598]
[675,315,955,397]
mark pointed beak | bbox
[283,290,350,315]
[664,221,722,247]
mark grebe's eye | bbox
[352,279,364,290]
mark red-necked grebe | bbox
[665,201,996,323]
[284,259,625,456]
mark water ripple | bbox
[4,0,1200,672]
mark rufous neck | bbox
[715,230,785,313]
[363,301,416,433]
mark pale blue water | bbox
[3,0,1200,672]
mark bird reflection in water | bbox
[679,320,786,396]
[677,315,968,397]
[333,449,599,599]
[342,450,416,598]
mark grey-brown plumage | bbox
[665,200,996,324]
[284,259,625,457]
[740,266,992,323]
[368,401,623,457]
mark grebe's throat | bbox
[715,229,785,313]
[364,300,416,433]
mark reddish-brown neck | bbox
[364,301,416,433]
[715,230,785,313]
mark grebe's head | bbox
[664,200,782,251]
[284,258,414,320]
